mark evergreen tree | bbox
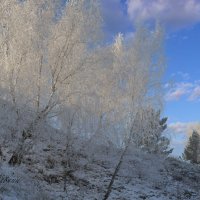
[147,115,173,155]
[157,117,173,155]
[183,130,200,164]
[133,108,173,155]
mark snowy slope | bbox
[1,134,200,200]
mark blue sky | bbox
[165,24,200,122]
[101,0,200,155]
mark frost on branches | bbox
[0,1,180,199]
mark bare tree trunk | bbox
[8,138,24,165]
[103,121,135,200]
[8,129,32,165]
[8,115,43,165]
[103,143,129,200]
[0,145,3,159]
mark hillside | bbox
[1,133,200,200]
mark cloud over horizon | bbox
[169,121,200,136]
[167,121,200,156]
[127,0,200,29]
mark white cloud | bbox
[166,121,200,156]
[182,36,189,40]
[165,81,200,101]
[189,85,200,101]
[177,72,190,80]
[165,82,193,101]
[127,0,200,29]
[168,121,200,135]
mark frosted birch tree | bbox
[0,1,166,172]
[0,0,102,165]
[103,25,165,200]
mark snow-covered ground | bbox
[1,131,200,200]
